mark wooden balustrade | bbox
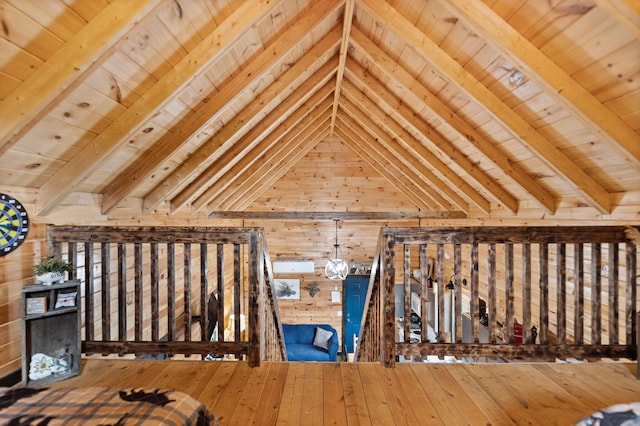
[46,226,285,366]
[356,226,639,368]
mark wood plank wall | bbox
[2,137,640,378]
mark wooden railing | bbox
[356,226,638,368]
[46,226,285,366]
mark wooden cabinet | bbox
[22,280,81,387]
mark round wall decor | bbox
[0,193,30,256]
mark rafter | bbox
[339,92,471,212]
[142,29,342,214]
[101,0,343,214]
[329,0,355,134]
[35,0,277,216]
[188,83,336,212]
[359,0,612,214]
[442,0,640,167]
[173,63,337,212]
[198,100,334,213]
[349,27,556,213]
[337,113,455,210]
[335,123,440,212]
[224,123,331,211]
[342,73,495,213]
[0,0,161,157]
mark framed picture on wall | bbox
[274,278,300,300]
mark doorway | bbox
[343,275,369,355]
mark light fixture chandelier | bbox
[325,219,349,281]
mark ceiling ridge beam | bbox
[349,27,556,213]
[188,86,335,212]
[0,0,162,157]
[141,30,342,213]
[343,66,498,213]
[101,0,344,214]
[359,0,612,214]
[339,90,471,212]
[442,0,640,168]
[208,211,466,220]
[225,123,331,211]
[35,0,278,216]
[329,0,355,134]
[334,122,440,212]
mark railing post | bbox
[248,232,260,367]
[382,232,395,367]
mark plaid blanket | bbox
[0,386,219,425]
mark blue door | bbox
[344,276,369,354]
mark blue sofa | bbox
[282,324,338,361]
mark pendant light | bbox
[325,219,348,280]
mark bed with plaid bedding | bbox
[0,386,219,425]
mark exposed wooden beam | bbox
[341,75,493,214]
[189,84,335,212]
[339,92,472,212]
[101,0,343,214]
[335,120,444,212]
[202,105,335,211]
[208,211,467,220]
[0,0,161,157]
[225,124,331,211]
[349,27,556,213]
[442,0,640,167]
[142,28,342,214]
[330,0,355,134]
[35,0,277,216]
[175,60,338,213]
[359,0,612,214]
[202,102,334,212]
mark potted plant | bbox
[34,258,71,286]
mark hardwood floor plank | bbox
[227,362,275,425]
[147,360,219,396]
[210,362,253,424]
[376,364,424,425]
[196,361,239,407]
[423,364,491,424]
[457,364,539,425]
[447,364,516,426]
[301,363,325,426]
[491,364,591,424]
[43,359,640,426]
[277,362,307,425]
[340,362,372,425]
[544,363,640,404]
[357,363,396,424]
[322,363,348,425]
[252,362,289,426]
[394,364,445,425]
[410,364,481,424]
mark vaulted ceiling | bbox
[1,0,639,219]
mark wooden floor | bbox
[47,359,640,425]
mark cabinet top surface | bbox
[23,280,80,293]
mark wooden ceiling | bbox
[1,0,638,219]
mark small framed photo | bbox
[55,291,77,309]
[26,297,47,315]
[274,279,300,300]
